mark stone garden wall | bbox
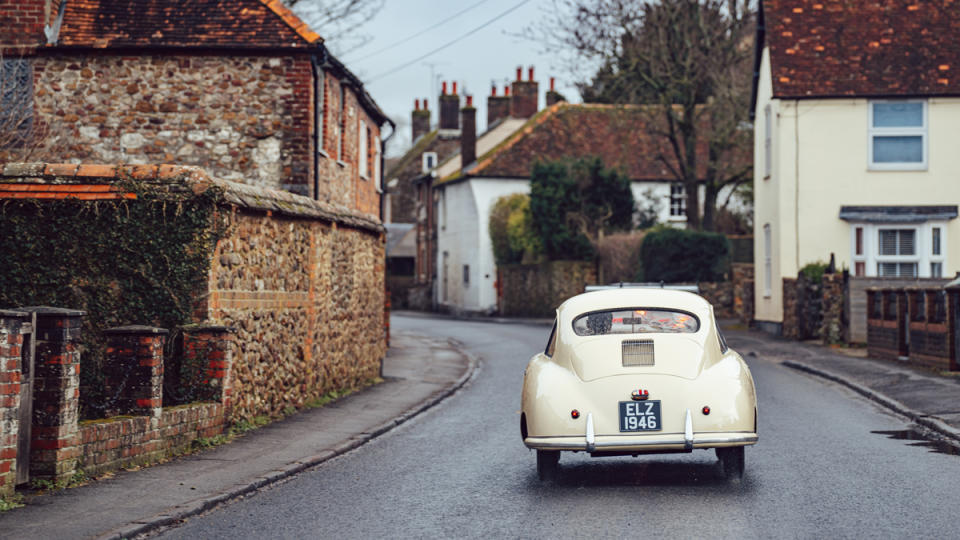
[0,163,386,485]
[499,261,597,318]
[205,210,386,422]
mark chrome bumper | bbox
[525,408,757,452]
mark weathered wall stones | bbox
[207,211,386,422]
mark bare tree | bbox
[527,0,754,231]
[283,0,385,54]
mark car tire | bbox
[536,450,560,481]
[716,446,745,482]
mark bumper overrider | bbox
[524,410,758,453]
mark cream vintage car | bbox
[521,287,758,481]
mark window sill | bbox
[336,160,347,168]
[318,149,329,158]
[867,164,927,172]
[360,173,369,181]
[763,174,771,181]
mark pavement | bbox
[720,323,960,446]
[2,312,959,539]
[0,330,476,540]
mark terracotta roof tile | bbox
[764,0,960,97]
[56,0,321,49]
[466,104,719,181]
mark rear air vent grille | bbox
[622,339,654,366]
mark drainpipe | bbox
[381,120,396,356]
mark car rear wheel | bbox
[716,446,744,481]
[536,450,560,481]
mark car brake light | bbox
[702,406,711,415]
[571,409,580,419]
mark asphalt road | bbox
[155,315,960,539]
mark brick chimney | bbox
[461,95,477,167]
[411,98,430,143]
[510,66,539,119]
[546,77,565,107]
[438,81,460,131]
[0,0,60,49]
[487,83,510,128]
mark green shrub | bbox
[489,193,541,265]
[799,261,829,284]
[528,156,634,261]
[638,226,730,282]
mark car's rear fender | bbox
[522,356,756,438]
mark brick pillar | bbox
[180,324,235,408]
[20,307,84,483]
[0,311,29,497]
[103,326,167,418]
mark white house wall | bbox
[435,177,530,314]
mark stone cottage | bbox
[0,0,391,213]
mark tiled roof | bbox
[764,0,960,98]
[456,103,705,182]
[55,0,320,49]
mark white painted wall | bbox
[435,177,529,313]
[753,45,960,325]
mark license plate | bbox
[618,400,662,432]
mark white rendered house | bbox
[751,0,960,333]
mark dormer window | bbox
[868,100,927,170]
[422,152,437,173]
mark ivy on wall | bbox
[0,185,228,419]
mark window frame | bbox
[868,100,928,171]
[850,222,947,278]
[763,223,772,298]
[763,104,772,179]
[315,70,326,156]
[422,151,438,173]
[669,184,685,219]
[0,58,34,148]
[358,118,369,179]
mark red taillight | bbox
[702,406,711,415]
[571,409,580,419]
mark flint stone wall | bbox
[499,261,597,318]
[23,54,380,213]
[206,211,386,422]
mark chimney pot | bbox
[442,81,447,95]
[516,67,522,81]
[466,95,473,107]
[550,77,555,92]
[415,98,420,110]
[528,66,535,81]
[424,98,429,109]
[452,81,458,95]
[491,84,497,97]
[505,86,511,96]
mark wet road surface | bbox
[155,315,960,538]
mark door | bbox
[16,312,35,486]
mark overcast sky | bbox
[307,0,584,157]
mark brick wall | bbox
[0,311,28,497]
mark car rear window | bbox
[573,309,699,336]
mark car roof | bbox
[557,288,714,323]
